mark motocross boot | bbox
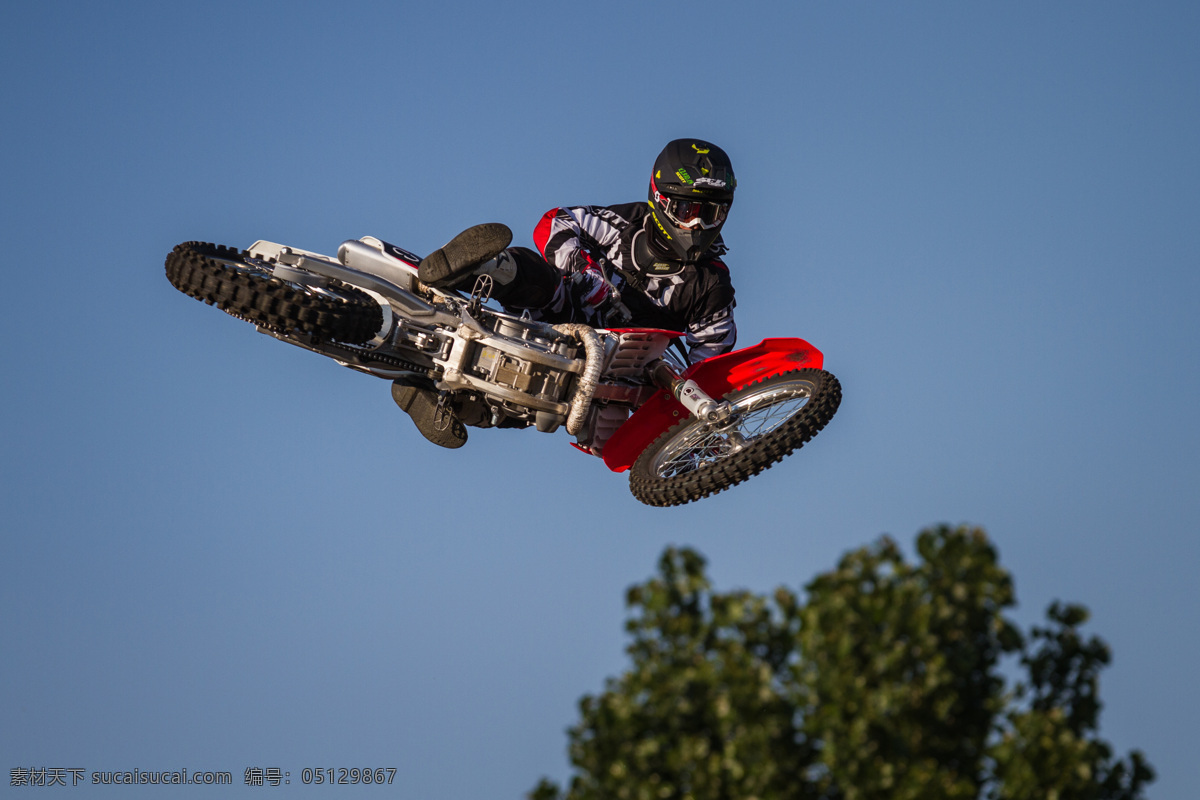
[391,381,468,449]
[417,223,513,288]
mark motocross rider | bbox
[394,138,738,448]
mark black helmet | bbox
[647,139,736,262]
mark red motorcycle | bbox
[166,236,840,506]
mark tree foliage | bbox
[530,526,1152,800]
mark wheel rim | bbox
[648,377,815,478]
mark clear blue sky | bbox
[3,1,1196,797]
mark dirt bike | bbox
[164,235,840,506]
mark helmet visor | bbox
[655,191,730,230]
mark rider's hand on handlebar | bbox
[567,270,632,326]
[596,292,632,326]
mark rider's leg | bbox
[486,247,560,309]
[420,228,560,310]
[404,231,559,446]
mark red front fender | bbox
[600,338,825,472]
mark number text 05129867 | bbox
[301,768,397,785]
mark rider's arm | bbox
[684,259,737,363]
[687,303,737,363]
[532,206,625,317]
[533,205,624,272]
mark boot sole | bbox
[391,382,467,449]
[417,223,513,286]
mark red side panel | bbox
[599,338,824,473]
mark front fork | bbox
[650,361,736,426]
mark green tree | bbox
[530,526,1152,800]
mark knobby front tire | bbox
[628,368,841,507]
[165,241,382,344]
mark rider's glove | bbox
[567,269,631,325]
[567,267,609,307]
[565,248,633,325]
[596,291,633,326]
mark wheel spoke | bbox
[649,379,815,478]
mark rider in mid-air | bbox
[395,138,738,448]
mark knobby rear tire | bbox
[628,368,841,507]
[165,241,382,344]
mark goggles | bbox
[654,189,730,230]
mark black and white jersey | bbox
[531,202,736,362]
